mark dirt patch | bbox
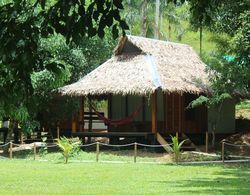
[223,131,250,156]
[224,131,250,145]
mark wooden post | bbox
[88,97,92,143]
[96,142,99,162]
[79,97,84,132]
[222,141,225,162]
[205,131,208,153]
[71,120,77,134]
[33,143,36,160]
[151,91,157,134]
[134,142,137,163]
[9,142,13,159]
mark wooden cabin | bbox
[58,35,236,144]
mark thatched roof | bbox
[59,35,210,96]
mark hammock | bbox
[89,101,143,127]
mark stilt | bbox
[205,131,209,153]
[151,91,157,134]
[79,97,84,132]
[88,97,92,143]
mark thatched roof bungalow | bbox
[59,35,210,96]
[58,36,236,144]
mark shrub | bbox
[56,136,81,164]
[171,136,185,163]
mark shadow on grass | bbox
[151,164,250,194]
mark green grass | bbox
[10,148,221,163]
[236,100,250,109]
[0,160,249,194]
[236,100,250,119]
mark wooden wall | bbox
[163,93,207,134]
[110,92,208,133]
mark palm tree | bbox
[141,0,148,36]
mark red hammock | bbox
[89,102,143,127]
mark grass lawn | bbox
[0,160,249,195]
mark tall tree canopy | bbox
[0,0,127,133]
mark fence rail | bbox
[221,141,250,162]
[1,141,250,164]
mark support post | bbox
[151,91,157,134]
[222,141,225,162]
[9,142,12,159]
[134,142,137,163]
[205,131,208,153]
[96,142,99,162]
[33,143,36,160]
[88,97,92,143]
[71,120,77,134]
[108,94,112,131]
[79,97,84,132]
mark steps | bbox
[157,133,198,152]
[156,133,172,152]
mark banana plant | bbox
[56,136,80,164]
[171,136,185,163]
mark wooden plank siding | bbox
[108,92,207,134]
[164,93,207,133]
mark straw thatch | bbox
[59,35,210,96]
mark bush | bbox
[171,136,185,163]
[56,136,81,164]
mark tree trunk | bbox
[199,24,203,55]
[168,21,171,40]
[3,121,16,153]
[155,0,160,39]
[141,0,147,36]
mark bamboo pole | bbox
[9,142,13,159]
[33,143,36,160]
[222,141,225,162]
[134,142,137,163]
[205,131,208,153]
[96,142,99,162]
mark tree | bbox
[141,0,148,36]
[0,0,128,94]
[0,0,128,142]
[209,1,250,95]
[190,93,232,147]
[188,0,219,55]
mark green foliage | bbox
[56,136,81,164]
[39,137,48,157]
[190,93,232,109]
[0,0,127,133]
[236,100,250,109]
[171,136,185,163]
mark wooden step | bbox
[156,133,173,153]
